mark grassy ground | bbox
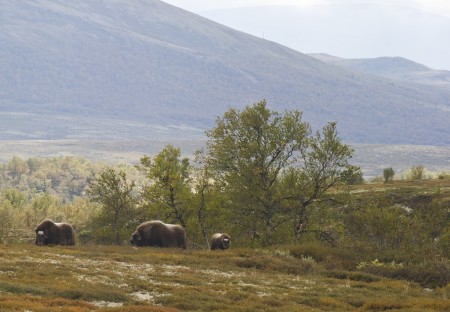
[0,244,448,311]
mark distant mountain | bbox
[198,3,450,72]
[1,0,450,145]
[309,54,450,89]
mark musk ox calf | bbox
[210,233,231,250]
[130,220,187,249]
[35,219,75,246]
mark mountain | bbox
[1,0,450,145]
[309,54,450,89]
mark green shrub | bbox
[383,167,395,183]
[438,229,450,257]
[361,299,410,311]
[289,243,358,270]
[234,251,318,275]
[360,259,450,288]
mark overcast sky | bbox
[163,0,450,70]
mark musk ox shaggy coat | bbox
[35,219,75,246]
[130,220,187,249]
[210,233,231,250]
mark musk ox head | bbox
[222,235,230,249]
[130,230,143,246]
[35,220,53,245]
[35,230,47,245]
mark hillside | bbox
[2,0,450,144]
[309,54,450,89]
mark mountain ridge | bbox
[309,53,450,89]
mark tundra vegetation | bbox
[0,101,448,310]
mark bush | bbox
[289,243,358,270]
[383,167,395,183]
[438,230,450,257]
[409,165,425,180]
[359,259,450,288]
[361,299,409,311]
[234,248,319,275]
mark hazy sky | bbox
[163,0,450,70]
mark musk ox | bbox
[130,220,187,249]
[210,233,231,250]
[35,219,75,246]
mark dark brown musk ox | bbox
[35,219,76,246]
[130,220,187,249]
[210,233,231,250]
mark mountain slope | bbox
[309,54,450,89]
[1,0,450,145]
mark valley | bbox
[0,140,449,180]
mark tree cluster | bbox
[84,101,360,247]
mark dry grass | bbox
[0,244,448,311]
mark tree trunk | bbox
[113,207,121,245]
[197,187,209,248]
[294,205,308,242]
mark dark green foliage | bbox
[86,168,137,244]
[204,100,357,245]
[360,260,450,288]
[205,100,311,245]
[232,248,319,275]
[342,190,449,259]
[139,145,192,228]
[341,166,364,185]
[57,287,129,303]
[289,243,358,270]
[383,167,395,183]
[0,281,50,296]
[438,229,450,257]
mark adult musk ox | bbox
[210,233,231,250]
[35,219,75,246]
[130,220,187,249]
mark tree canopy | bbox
[139,145,192,228]
[204,100,358,245]
[86,168,136,244]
